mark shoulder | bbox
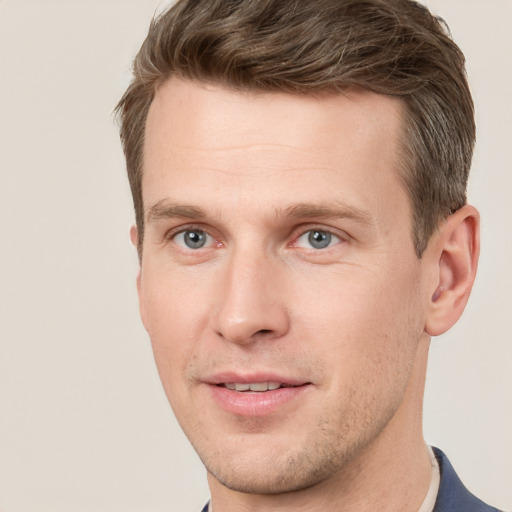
[433,447,503,512]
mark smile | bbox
[220,382,297,392]
[208,379,312,416]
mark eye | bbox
[296,229,341,250]
[173,229,214,250]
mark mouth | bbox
[218,382,303,392]
[207,377,312,416]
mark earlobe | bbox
[425,205,480,337]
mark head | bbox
[116,0,479,503]
[117,0,475,260]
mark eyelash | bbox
[292,228,343,250]
[166,225,219,249]
[166,224,345,253]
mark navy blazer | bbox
[432,447,502,511]
[201,447,503,512]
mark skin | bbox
[133,77,479,512]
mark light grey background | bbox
[0,1,510,511]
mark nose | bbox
[212,249,290,345]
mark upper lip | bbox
[203,372,310,387]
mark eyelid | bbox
[163,222,348,252]
[165,224,221,249]
[289,224,348,247]
[164,223,207,240]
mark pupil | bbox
[308,230,331,249]
[185,230,206,249]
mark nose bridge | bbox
[213,243,289,344]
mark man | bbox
[116,1,502,511]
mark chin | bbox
[200,431,361,496]
[208,456,333,495]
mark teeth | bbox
[224,382,283,392]
[247,382,269,392]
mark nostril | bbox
[214,303,290,344]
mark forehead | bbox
[142,78,408,224]
[145,78,404,158]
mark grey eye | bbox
[307,230,332,249]
[175,230,210,249]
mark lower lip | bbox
[206,384,312,417]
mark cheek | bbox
[142,259,212,329]
[292,262,424,375]
[139,268,212,387]
[297,268,425,438]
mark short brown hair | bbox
[116,0,475,257]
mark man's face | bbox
[138,78,432,494]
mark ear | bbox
[425,205,480,337]
[130,225,148,330]
[130,224,142,288]
[130,224,138,249]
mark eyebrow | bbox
[145,198,374,226]
[284,202,374,226]
[146,199,208,224]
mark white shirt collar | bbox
[417,445,441,512]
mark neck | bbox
[208,338,432,512]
